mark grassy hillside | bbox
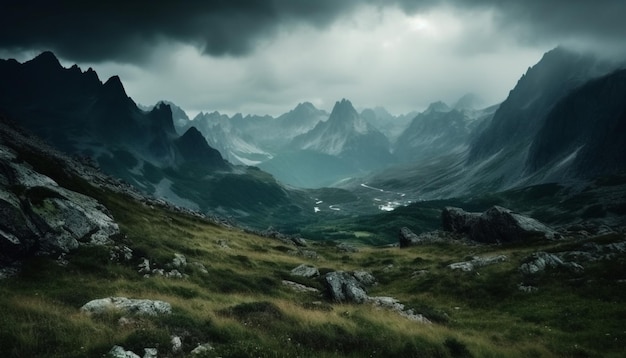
[1,181,625,357]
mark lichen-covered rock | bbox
[352,271,376,286]
[324,271,368,303]
[470,206,558,243]
[80,297,172,316]
[291,264,319,278]
[367,296,431,324]
[399,227,420,247]
[281,280,319,293]
[448,255,508,272]
[519,252,583,275]
[143,348,158,358]
[0,144,119,265]
[441,206,559,244]
[291,237,307,247]
[191,343,214,355]
[442,206,480,234]
[171,253,187,268]
[399,228,457,247]
[336,242,359,253]
[171,336,182,353]
[108,345,140,358]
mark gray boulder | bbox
[81,297,172,316]
[519,252,584,275]
[143,348,158,358]
[171,336,183,353]
[441,206,559,244]
[291,264,319,278]
[470,206,558,243]
[368,296,431,324]
[108,345,140,358]
[171,253,187,268]
[0,146,119,264]
[324,271,368,303]
[442,206,480,234]
[191,343,214,355]
[336,242,359,253]
[281,280,320,293]
[448,255,508,272]
[399,227,420,247]
[352,271,377,286]
[399,228,458,247]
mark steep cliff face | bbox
[394,102,481,163]
[468,47,613,163]
[527,69,626,179]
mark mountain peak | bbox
[29,51,61,67]
[454,93,483,110]
[176,126,227,169]
[330,98,357,118]
[102,75,128,98]
[295,101,315,110]
[425,101,450,113]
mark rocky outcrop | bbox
[0,144,119,267]
[324,271,370,303]
[398,227,420,247]
[80,297,172,316]
[442,207,480,234]
[442,206,558,243]
[367,296,431,324]
[399,228,458,247]
[108,345,141,358]
[519,240,626,276]
[137,254,189,279]
[291,264,319,278]
[108,345,160,358]
[471,206,559,243]
[191,343,214,355]
[324,271,430,323]
[281,280,319,293]
[336,242,359,253]
[448,255,508,272]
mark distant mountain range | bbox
[360,47,626,201]
[1,47,625,229]
[0,51,316,229]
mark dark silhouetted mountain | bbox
[139,100,190,134]
[468,47,614,163]
[0,53,324,228]
[174,126,227,170]
[0,51,188,160]
[527,68,626,180]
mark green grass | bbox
[1,161,626,357]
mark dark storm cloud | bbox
[472,0,626,45]
[0,0,371,62]
[2,0,624,64]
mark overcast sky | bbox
[1,0,625,117]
